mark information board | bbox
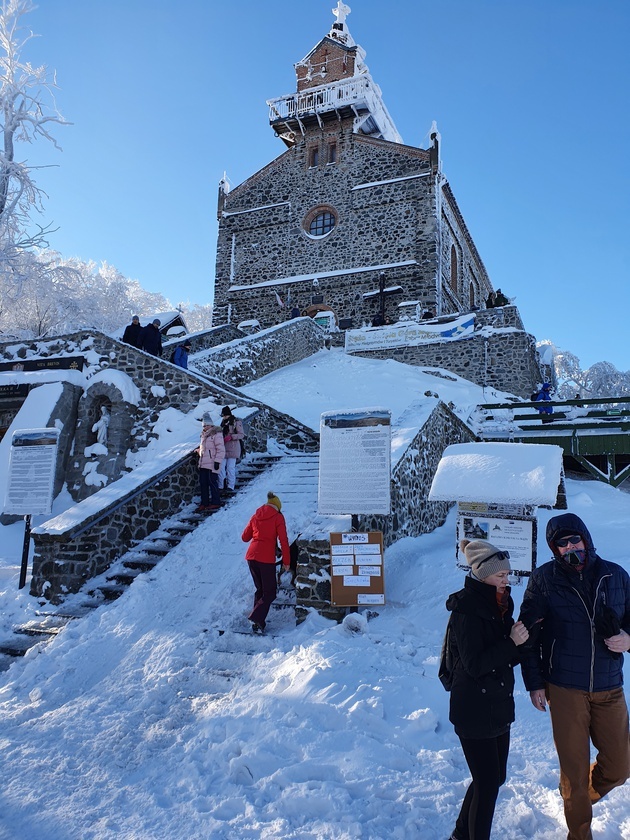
[4,428,60,516]
[330,531,385,606]
[456,502,537,575]
[318,409,391,515]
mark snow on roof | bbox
[429,441,564,506]
[83,369,141,406]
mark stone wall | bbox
[348,317,541,398]
[213,126,493,330]
[191,318,326,387]
[31,452,199,602]
[294,401,476,622]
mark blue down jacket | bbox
[519,513,630,693]
[446,575,519,739]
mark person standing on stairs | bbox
[218,405,244,495]
[241,491,290,634]
[197,413,225,512]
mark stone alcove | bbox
[67,378,138,501]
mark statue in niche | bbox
[92,405,110,446]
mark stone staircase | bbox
[0,453,284,670]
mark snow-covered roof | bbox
[429,441,564,506]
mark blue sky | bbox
[24,1,630,371]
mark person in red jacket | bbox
[241,491,290,634]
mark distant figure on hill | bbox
[371,312,385,327]
[218,405,244,495]
[421,308,436,320]
[485,292,496,309]
[140,319,163,357]
[172,341,191,369]
[290,305,301,319]
[241,491,290,635]
[122,315,143,348]
[533,382,553,416]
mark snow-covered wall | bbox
[191,318,326,387]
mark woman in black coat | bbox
[446,539,529,840]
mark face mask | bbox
[563,549,586,566]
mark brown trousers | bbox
[547,683,630,840]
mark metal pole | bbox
[18,513,32,590]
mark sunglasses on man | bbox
[555,535,582,548]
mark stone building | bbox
[212,3,494,331]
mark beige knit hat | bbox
[267,491,282,511]
[459,539,511,580]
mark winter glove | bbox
[213,462,220,471]
[224,434,232,442]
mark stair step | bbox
[106,571,142,586]
[91,584,126,602]
[14,624,63,637]
[0,636,44,657]
[123,558,159,572]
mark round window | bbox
[308,211,336,237]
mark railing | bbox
[268,77,373,122]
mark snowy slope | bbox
[0,350,628,840]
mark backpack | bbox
[438,616,458,691]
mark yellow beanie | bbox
[267,491,282,511]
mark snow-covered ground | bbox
[0,349,628,839]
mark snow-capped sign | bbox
[4,428,60,516]
[318,409,391,515]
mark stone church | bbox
[212,2,494,330]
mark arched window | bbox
[450,245,458,294]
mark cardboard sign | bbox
[330,531,385,606]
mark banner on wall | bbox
[345,314,475,353]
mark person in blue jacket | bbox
[172,341,191,369]
[533,382,554,415]
[519,513,630,840]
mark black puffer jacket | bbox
[519,513,630,693]
[446,575,519,739]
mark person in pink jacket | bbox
[197,413,225,512]
[241,491,290,634]
[218,405,244,494]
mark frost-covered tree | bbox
[177,301,213,332]
[0,250,171,338]
[0,0,68,271]
[541,340,630,400]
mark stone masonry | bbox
[347,306,542,399]
[191,318,326,387]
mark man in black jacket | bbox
[140,319,163,357]
[519,513,630,840]
[122,315,142,348]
